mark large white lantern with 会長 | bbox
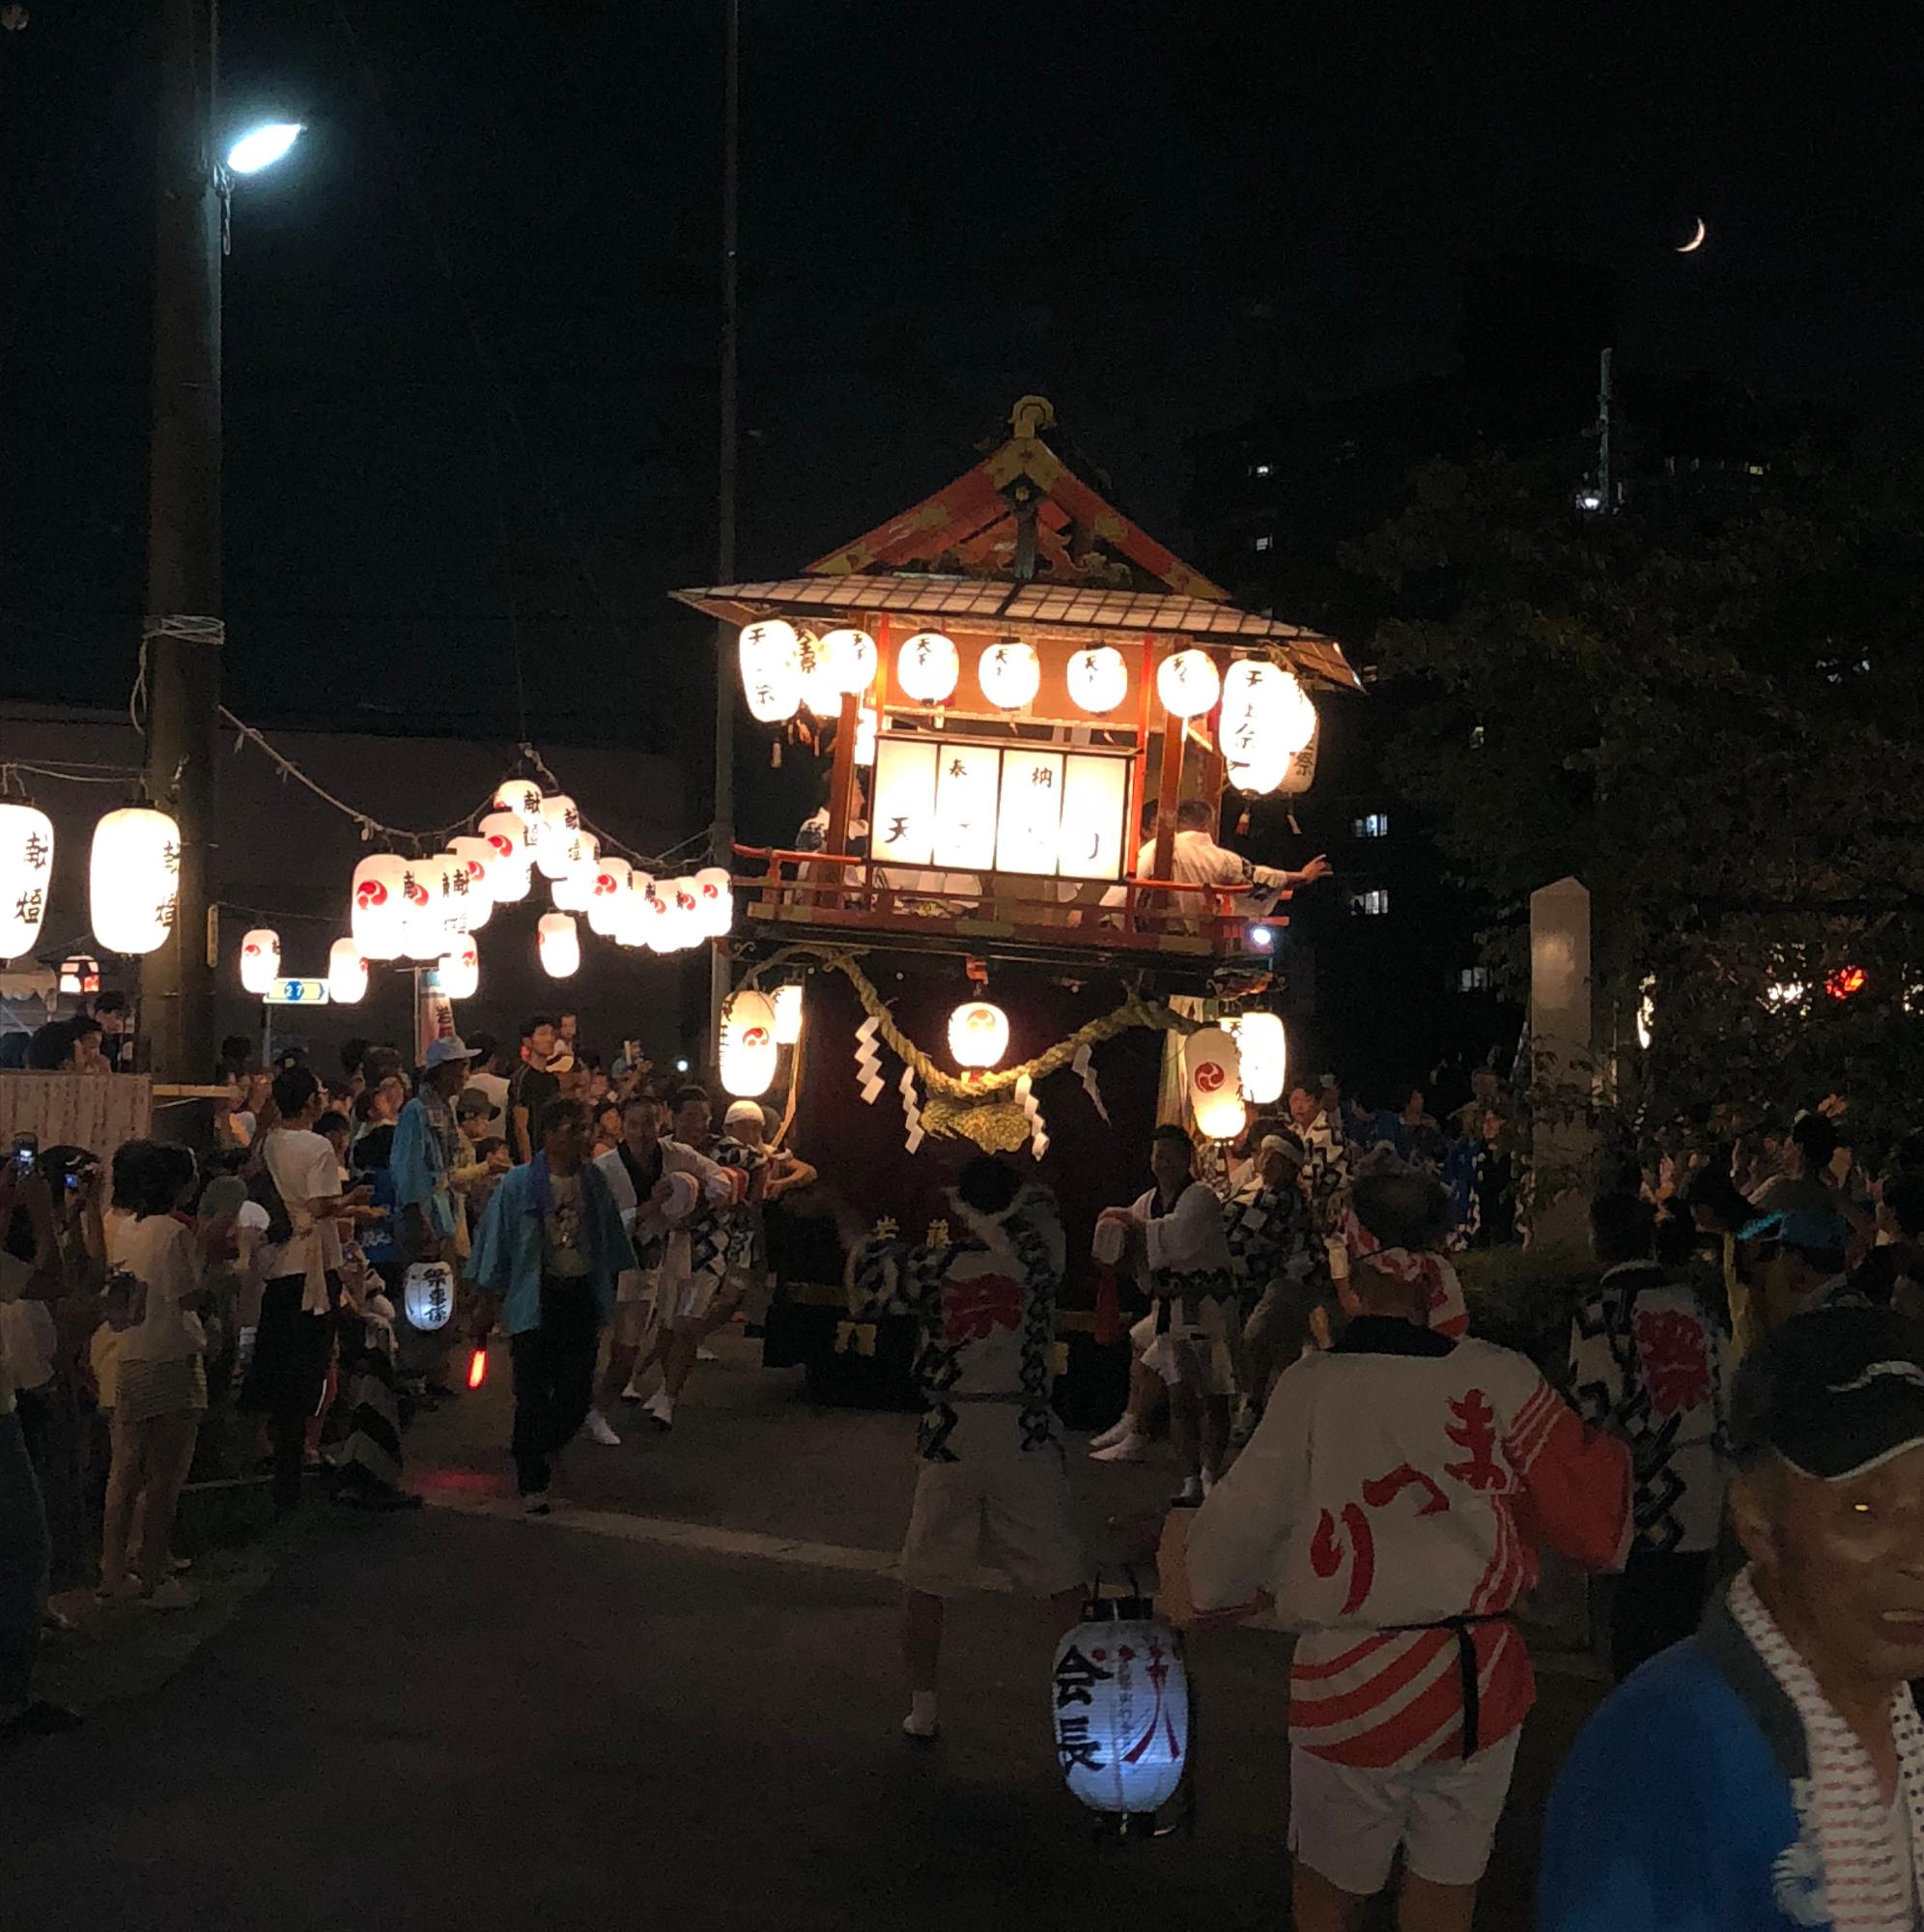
[477,810,533,902]
[585,856,632,936]
[535,794,583,880]
[403,1260,457,1333]
[693,866,733,938]
[327,937,368,1006]
[772,981,804,1045]
[1156,648,1221,721]
[1067,646,1128,717]
[0,801,54,960]
[719,989,778,1099]
[438,937,480,1001]
[537,912,580,979]
[1053,1601,1190,1824]
[948,1000,1010,1071]
[977,639,1041,711]
[739,618,803,724]
[1229,1011,1287,1106]
[896,630,959,705]
[1183,1026,1246,1142]
[239,928,280,994]
[351,853,410,960]
[90,806,181,955]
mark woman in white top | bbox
[99,1141,208,1606]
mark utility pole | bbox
[1596,344,1614,510]
[140,0,224,1084]
[708,0,741,1059]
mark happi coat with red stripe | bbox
[1186,1318,1632,1769]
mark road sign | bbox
[264,978,329,1007]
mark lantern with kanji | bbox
[537,912,580,978]
[665,877,703,952]
[635,879,675,952]
[1053,1599,1190,1825]
[1156,649,1220,721]
[0,800,53,961]
[327,937,368,1005]
[896,630,959,704]
[798,625,877,716]
[978,639,1041,710]
[739,618,803,723]
[396,859,444,960]
[1229,1011,1287,1106]
[493,778,544,829]
[584,855,632,936]
[772,981,804,1045]
[426,849,476,941]
[1183,1026,1246,1141]
[438,938,480,1000]
[351,854,409,959]
[448,835,496,929]
[402,1260,457,1333]
[693,866,733,938]
[948,1000,1009,1071]
[719,989,778,1098]
[90,806,181,955]
[820,626,879,696]
[239,928,280,995]
[1067,646,1128,716]
[477,810,533,903]
[535,795,583,879]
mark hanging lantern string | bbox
[1,759,146,791]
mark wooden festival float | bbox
[672,397,1361,1409]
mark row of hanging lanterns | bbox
[0,796,183,964]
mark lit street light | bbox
[226,121,302,175]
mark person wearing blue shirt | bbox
[1542,1306,1924,1932]
[467,1096,635,1515]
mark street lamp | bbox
[226,122,302,175]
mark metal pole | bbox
[707,0,741,1063]
[139,0,224,1084]
[1597,345,1613,510]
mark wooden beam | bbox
[1150,701,1183,885]
[1123,632,1154,869]
[825,691,861,855]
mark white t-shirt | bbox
[258,1128,345,1314]
[465,1069,510,1120]
[106,1212,207,1367]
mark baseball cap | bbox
[456,1086,499,1122]
[1740,1206,1853,1254]
[1729,1306,1924,1481]
[423,1036,480,1071]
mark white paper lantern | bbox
[426,850,478,940]
[820,627,878,694]
[351,854,410,960]
[1157,649,1221,720]
[693,866,733,938]
[665,877,702,952]
[397,858,447,960]
[0,802,53,960]
[477,810,533,902]
[538,911,580,978]
[575,855,626,935]
[739,618,803,724]
[772,981,804,1045]
[535,795,583,879]
[719,989,778,1098]
[403,1260,456,1332]
[635,880,674,952]
[437,937,480,1000]
[552,857,596,913]
[896,630,959,704]
[612,871,653,948]
[449,836,497,929]
[1067,646,1129,716]
[327,937,369,1005]
[1229,1011,1287,1106]
[1275,672,1317,755]
[797,627,877,716]
[90,807,181,956]
[493,779,544,829]
[1053,1609,1190,1820]
[1183,1026,1247,1141]
[239,928,280,994]
[948,1000,1010,1070]
[978,639,1041,710]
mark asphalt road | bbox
[1,1335,1601,1930]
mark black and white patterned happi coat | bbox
[847,1182,1067,1464]
[1220,1177,1309,1310]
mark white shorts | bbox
[1287,1730,1520,1895]
[899,1442,1087,1600]
[1131,1301,1238,1397]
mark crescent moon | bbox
[1676,217,1707,253]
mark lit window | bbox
[1251,462,1272,477]
[1457,966,1489,992]
[1346,889,1389,918]
[1350,812,1390,839]
[1253,533,1273,554]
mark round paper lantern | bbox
[612,871,653,947]
[535,794,583,879]
[896,630,959,704]
[665,877,702,952]
[326,937,369,1005]
[449,836,496,929]
[1053,1605,1189,1821]
[739,618,803,724]
[1275,672,1316,756]
[820,627,878,694]
[493,779,544,829]
[351,854,410,960]
[239,928,280,994]
[402,1260,456,1332]
[772,981,804,1045]
[437,938,480,1000]
[1067,646,1128,716]
[426,849,478,939]
[797,627,877,716]
[396,858,446,960]
[1156,649,1221,720]
[0,801,54,961]
[693,866,733,938]
[1230,1010,1287,1106]
[582,855,631,936]
[538,912,580,979]
[1183,1026,1246,1141]
[552,855,596,913]
[948,1000,1010,1071]
[90,807,182,955]
[635,880,674,952]
[719,989,778,1098]
[978,639,1041,710]
[477,810,533,902]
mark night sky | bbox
[0,0,1912,835]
